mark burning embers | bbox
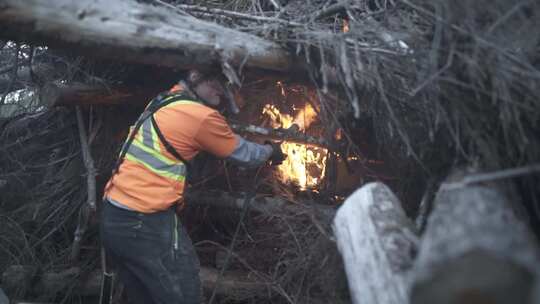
[262,103,328,190]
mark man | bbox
[100,70,285,304]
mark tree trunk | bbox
[410,169,540,304]
[0,0,292,72]
[333,182,419,304]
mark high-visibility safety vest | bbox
[122,96,197,183]
[107,93,199,203]
[105,90,239,212]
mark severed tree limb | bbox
[333,182,419,304]
[0,0,292,72]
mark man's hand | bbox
[265,141,287,166]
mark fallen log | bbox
[0,0,292,72]
[333,182,419,304]
[410,169,540,304]
[1,265,270,300]
[38,82,155,107]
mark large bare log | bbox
[0,0,292,72]
[410,170,540,304]
[1,265,270,300]
[333,182,419,304]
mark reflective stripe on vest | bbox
[124,98,199,182]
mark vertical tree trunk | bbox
[333,182,419,304]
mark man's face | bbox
[194,79,225,107]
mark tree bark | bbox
[410,169,540,304]
[0,0,292,72]
[333,182,419,304]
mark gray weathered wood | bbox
[410,169,540,304]
[333,182,418,304]
[0,0,292,72]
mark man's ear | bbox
[188,70,203,84]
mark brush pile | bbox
[0,0,539,303]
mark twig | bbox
[268,0,281,11]
[157,2,303,26]
[309,1,347,21]
[441,164,540,190]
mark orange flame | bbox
[343,19,350,33]
[262,103,327,190]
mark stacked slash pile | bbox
[0,0,539,303]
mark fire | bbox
[262,103,328,190]
[342,19,350,33]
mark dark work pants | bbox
[100,200,201,304]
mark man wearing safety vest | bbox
[100,69,285,304]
